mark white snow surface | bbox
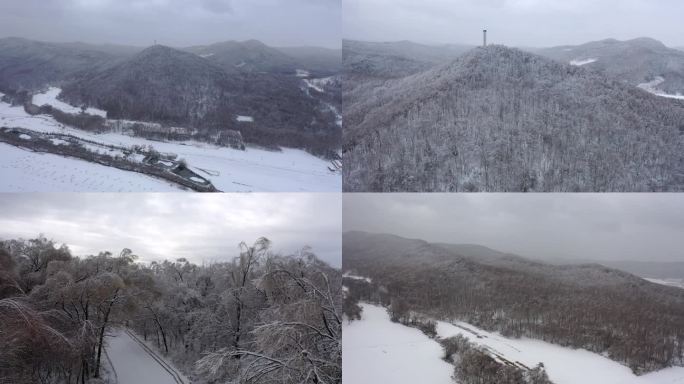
[644,278,684,289]
[436,317,684,384]
[0,142,183,192]
[106,329,188,384]
[236,115,254,122]
[638,77,684,100]
[570,58,598,66]
[0,98,341,192]
[32,87,107,117]
[304,77,334,93]
[342,272,372,283]
[296,69,311,78]
[343,303,454,384]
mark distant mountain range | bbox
[343,41,684,192]
[0,37,341,155]
[534,37,684,95]
[343,231,684,373]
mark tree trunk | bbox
[94,290,118,378]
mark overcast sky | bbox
[344,0,684,48]
[0,0,340,48]
[0,193,341,267]
[344,194,684,262]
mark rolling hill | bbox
[343,45,684,192]
[536,38,684,95]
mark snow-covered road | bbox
[106,330,188,384]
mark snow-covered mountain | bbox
[535,38,684,96]
[343,45,684,192]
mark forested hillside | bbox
[535,38,684,95]
[343,45,684,192]
[0,37,135,91]
[342,231,684,374]
[0,236,341,384]
[0,38,342,156]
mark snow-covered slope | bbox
[33,87,107,117]
[0,98,341,192]
[570,58,598,66]
[343,303,454,384]
[436,317,684,384]
[638,77,684,100]
[644,278,684,289]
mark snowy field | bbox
[343,303,454,384]
[0,95,341,192]
[32,87,107,117]
[106,329,188,384]
[345,303,684,384]
[0,142,183,192]
[436,316,684,384]
[638,77,684,100]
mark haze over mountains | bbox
[343,38,684,191]
[343,231,684,374]
[0,37,342,155]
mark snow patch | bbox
[199,53,215,58]
[304,77,335,93]
[296,69,310,78]
[343,272,372,283]
[644,278,684,289]
[50,138,69,146]
[570,58,598,66]
[236,115,254,123]
[18,133,31,140]
[33,87,107,117]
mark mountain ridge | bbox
[343,44,684,192]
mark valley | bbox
[0,86,341,192]
[342,231,684,383]
[0,37,342,191]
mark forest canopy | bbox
[0,235,342,384]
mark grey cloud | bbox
[343,194,684,262]
[0,193,341,267]
[0,0,340,47]
[343,0,684,47]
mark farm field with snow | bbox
[343,303,454,384]
[0,89,341,192]
[0,142,183,192]
[345,303,684,384]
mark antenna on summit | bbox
[483,29,487,47]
